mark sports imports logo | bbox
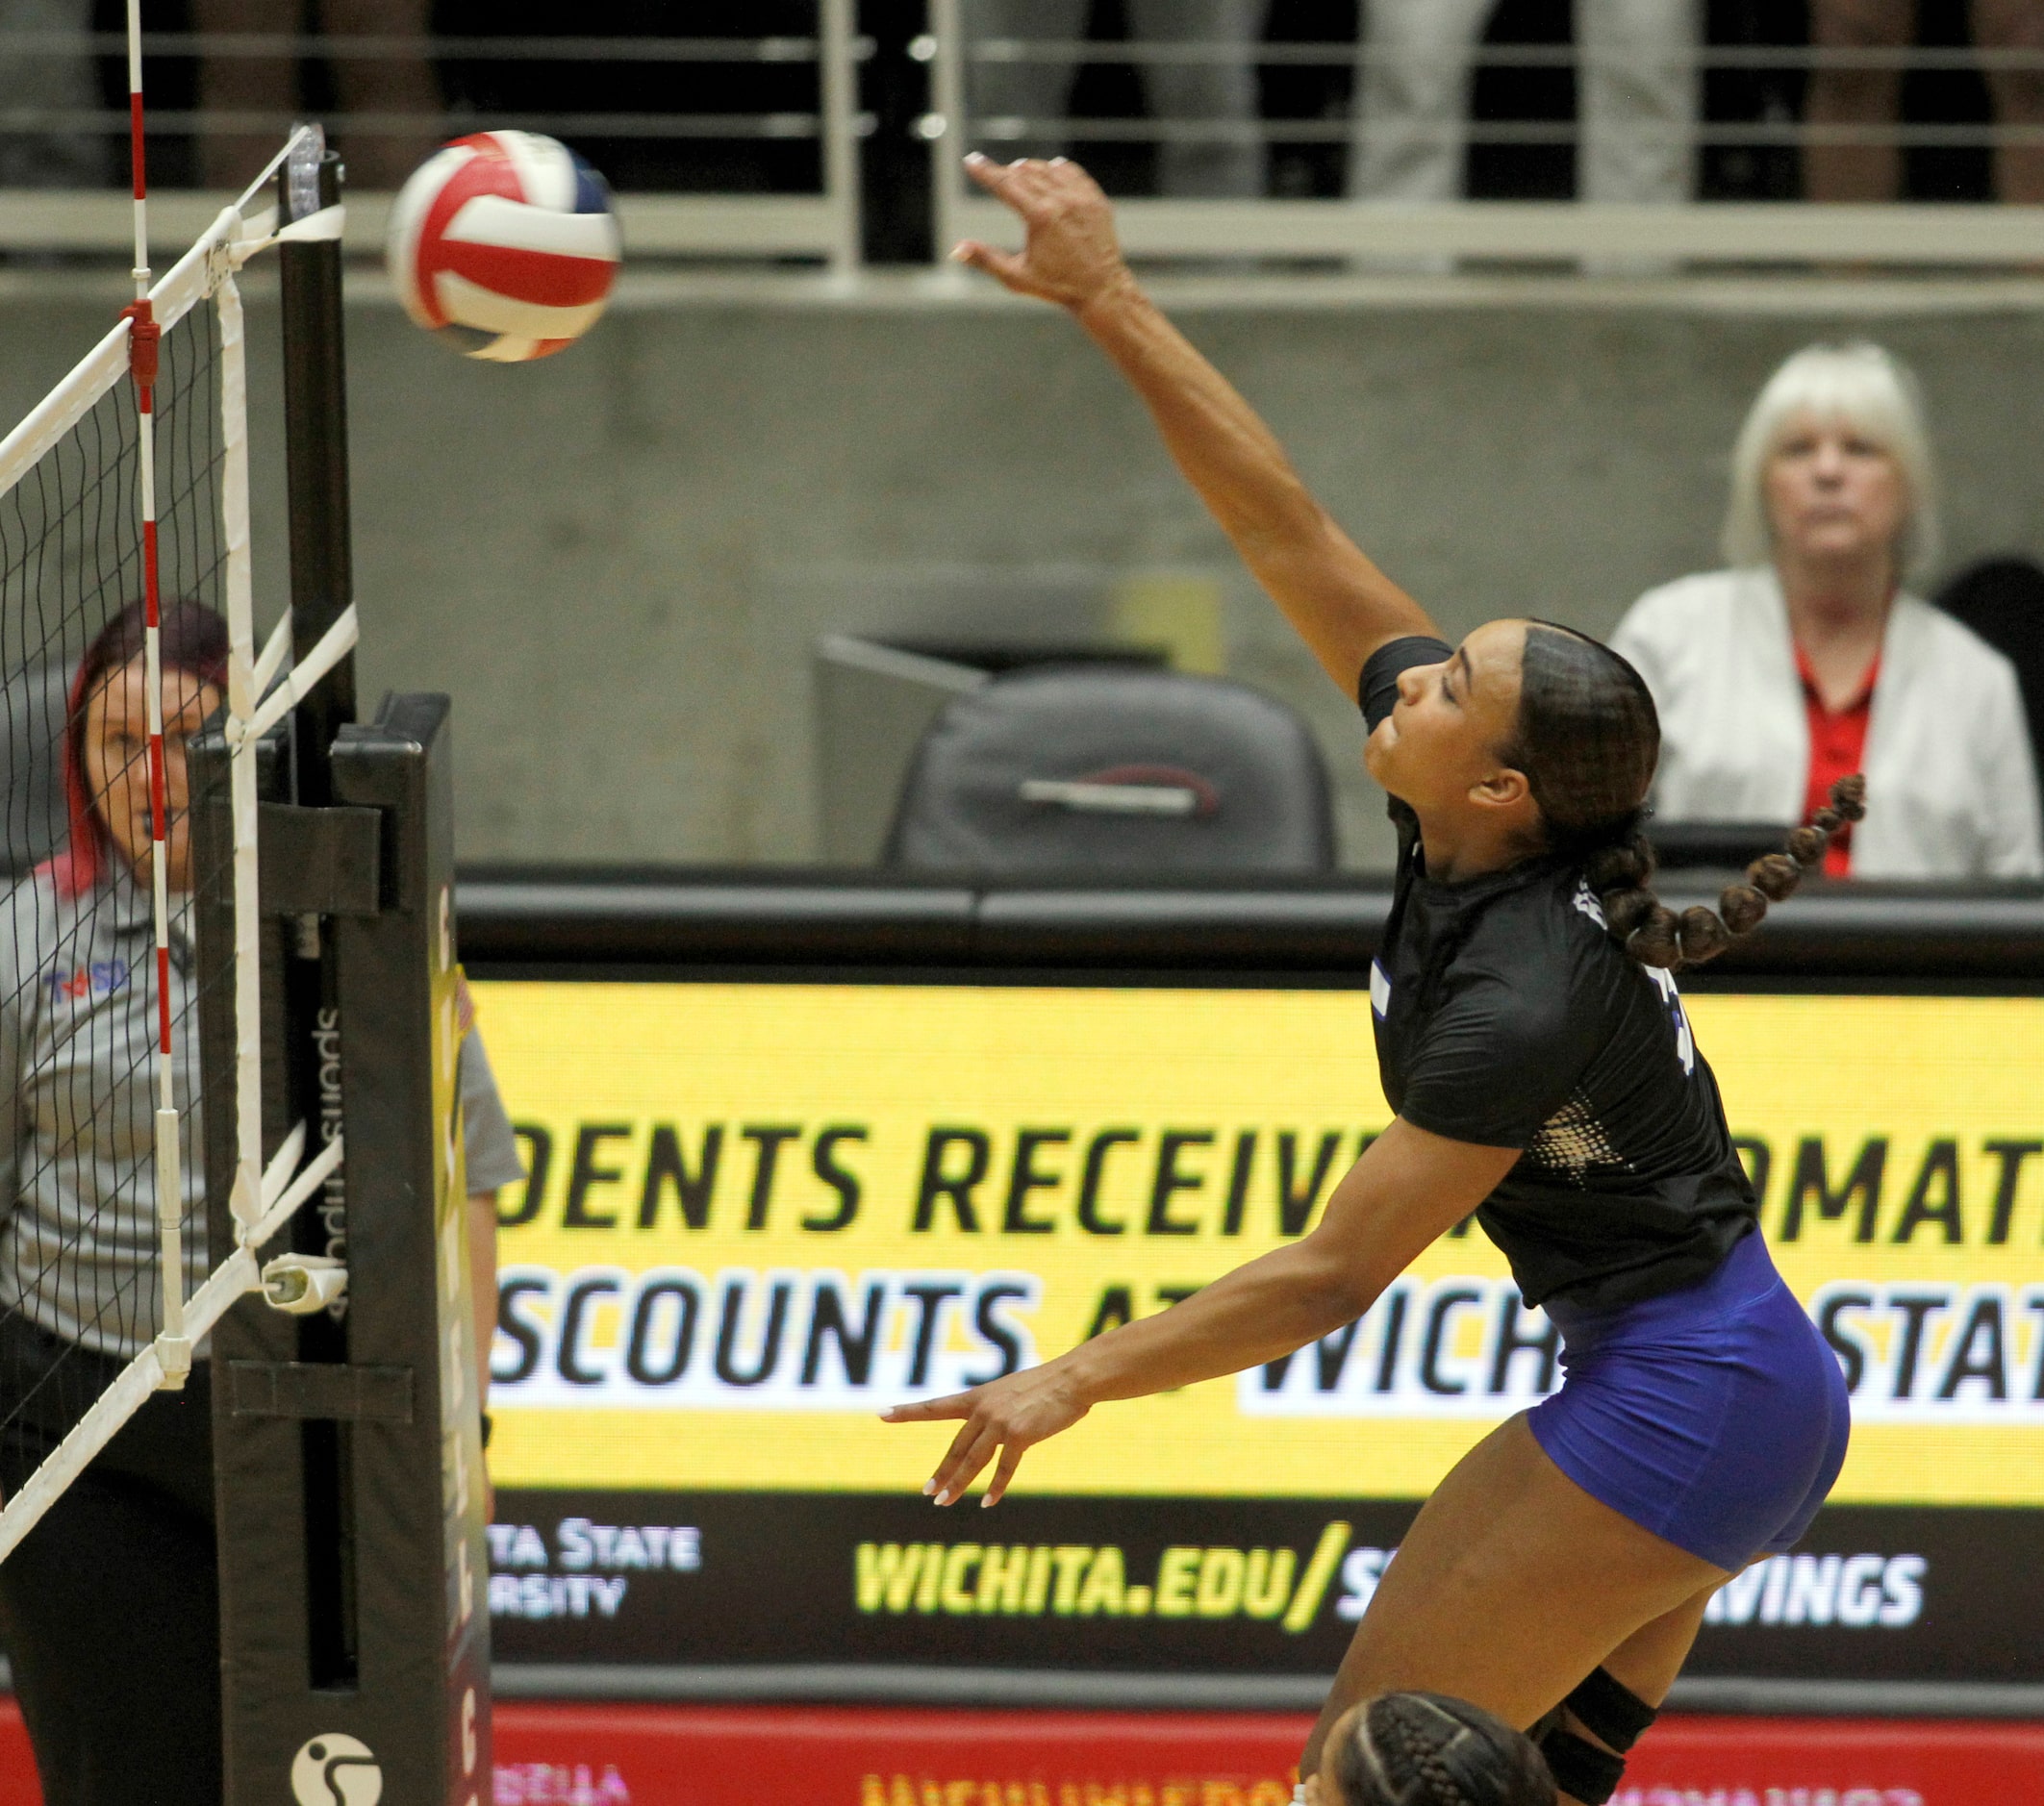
[290,1733,384,1806]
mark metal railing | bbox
[922,9,2044,269]
[10,12,2044,273]
[0,2,866,270]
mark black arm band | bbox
[1565,1666,1658,1753]
[1536,1728,1626,1806]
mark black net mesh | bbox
[0,296,231,1502]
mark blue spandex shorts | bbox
[1526,1230,1851,1571]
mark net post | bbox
[276,123,364,1704]
[199,123,492,1803]
[200,696,491,1802]
[279,130,358,801]
[330,694,494,1802]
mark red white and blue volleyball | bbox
[388,131,621,363]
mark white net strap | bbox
[228,607,359,751]
[216,256,265,1238]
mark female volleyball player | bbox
[885,157,1855,1806]
[0,600,524,1806]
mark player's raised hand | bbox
[881,1360,1092,1507]
[951,153,1133,313]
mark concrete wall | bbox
[7,269,2043,869]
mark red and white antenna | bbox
[126,0,149,303]
[123,0,189,1386]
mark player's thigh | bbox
[1334,1415,1727,1728]
[1600,1583,1717,1706]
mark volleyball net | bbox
[0,126,355,1566]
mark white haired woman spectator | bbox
[1611,341,2043,880]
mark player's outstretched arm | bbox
[882,1119,1519,1506]
[953,154,1440,699]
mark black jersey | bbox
[1361,637,1756,1310]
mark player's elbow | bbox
[1286,1242,1376,1335]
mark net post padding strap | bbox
[229,605,360,751]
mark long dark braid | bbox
[1583,774,1867,969]
[1508,622,1866,970]
[1327,1693,1554,1806]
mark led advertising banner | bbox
[473,980,2044,1684]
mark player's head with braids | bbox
[1314,1692,1553,1806]
[1502,621,1864,970]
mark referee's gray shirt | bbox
[0,868,525,1362]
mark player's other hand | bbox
[880,1360,1092,1507]
[951,154,1134,314]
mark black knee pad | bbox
[1535,1727,1626,1805]
[1564,1666,1659,1753]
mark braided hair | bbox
[1326,1693,1554,1806]
[1581,774,1865,969]
[1506,622,1866,970]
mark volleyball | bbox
[387,130,621,364]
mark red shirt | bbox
[1796,645,1877,877]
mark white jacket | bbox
[1610,567,2044,880]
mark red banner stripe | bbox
[479,1704,2044,1806]
[129,93,144,200]
[10,1703,2042,1806]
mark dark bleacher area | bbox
[51,1,2015,253]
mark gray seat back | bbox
[885,665,1335,873]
